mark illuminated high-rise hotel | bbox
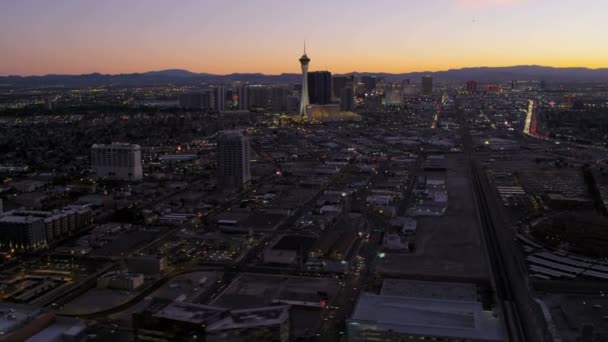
[299,43,310,118]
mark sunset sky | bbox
[1,0,607,75]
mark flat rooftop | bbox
[28,317,86,342]
[272,235,317,251]
[349,293,503,341]
[381,279,478,302]
[0,214,43,224]
[211,273,338,309]
[154,301,225,324]
[0,303,46,334]
[207,305,289,331]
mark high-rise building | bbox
[384,86,403,105]
[422,75,433,95]
[466,80,477,93]
[270,87,288,113]
[308,71,332,105]
[248,86,271,109]
[340,86,355,111]
[92,143,143,181]
[360,76,377,92]
[179,91,214,109]
[403,85,418,97]
[333,76,355,100]
[287,95,300,113]
[299,45,311,117]
[217,131,251,189]
[237,86,249,110]
[214,86,226,112]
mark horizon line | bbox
[2,64,608,78]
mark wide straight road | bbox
[459,103,549,342]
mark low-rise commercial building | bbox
[97,271,144,290]
[348,280,503,342]
[133,299,290,342]
[0,303,86,342]
[127,255,168,275]
[263,235,316,265]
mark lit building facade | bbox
[299,46,311,118]
[91,143,143,181]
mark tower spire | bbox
[299,43,310,119]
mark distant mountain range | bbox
[1,66,607,87]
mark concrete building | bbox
[270,86,289,113]
[247,86,271,109]
[263,235,316,265]
[133,299,290,342]
[211,273,337,309]
[333,75,355,99]
[348,292,503,341]
[383,233,409,252]
[0,213,46,249]
[237,86,249,110]
[133,300,226,341]
[0,205,91,248]
[386,87,405,105]
[0,303,86,342]
[299,45,311,117]
[217,131,251,189]
[308,71,332,105]
[308,229,358,261]
[127,255,168,275]
[206,306,290,342]
[422,75,433,95]
[360,75,377,92]
[91,143,143,181]
[214,86,226,112]
[179,91,214,109]
[340,86,355,111]
[97,271,144,290]
[287,95,300,113]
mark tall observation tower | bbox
[299,43,310,118]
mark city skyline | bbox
[2,0,608,76]
[2,1,608,341]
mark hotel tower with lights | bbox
[299,44,310,118]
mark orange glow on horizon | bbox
[5,53,608,77]
[1,0,607,76]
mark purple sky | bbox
[1,0,607,75]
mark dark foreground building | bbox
[133,299,290,342]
